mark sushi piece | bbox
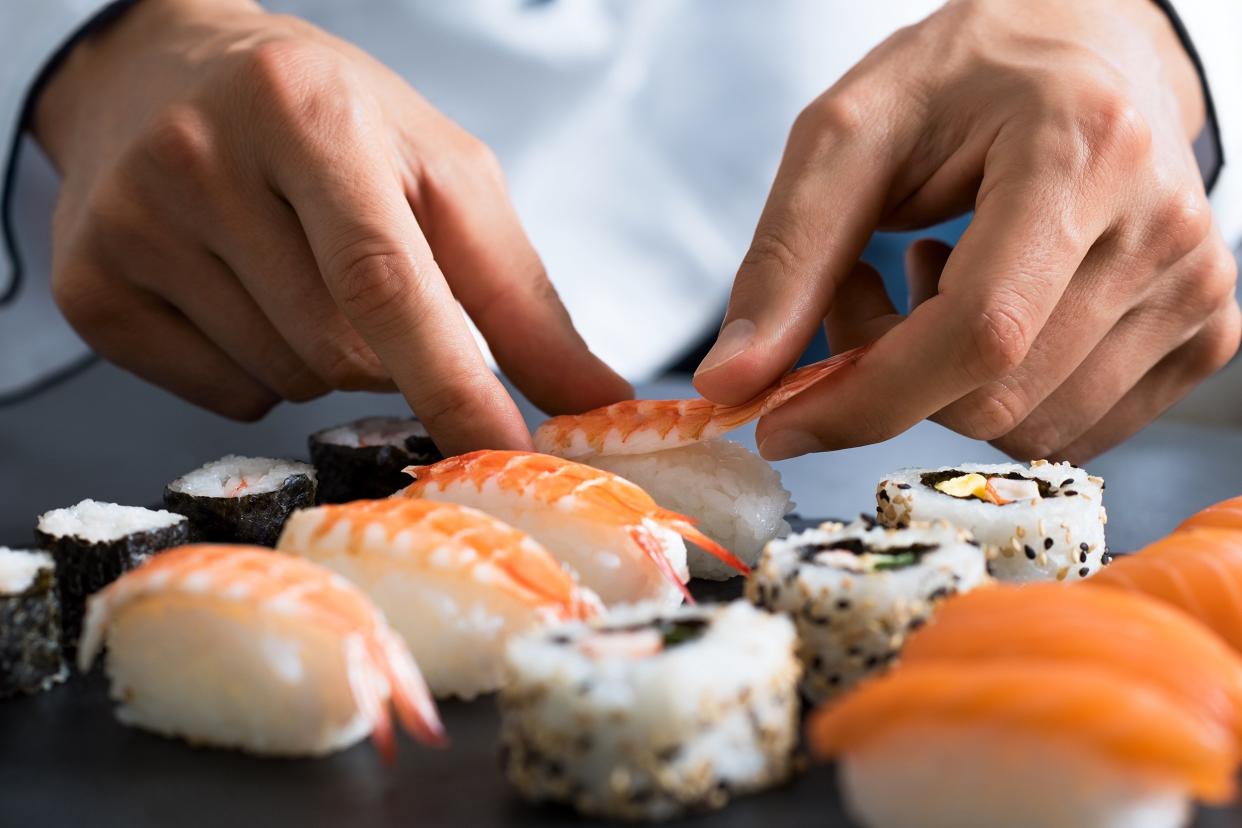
[399,451,748,608]
[309,416,442,503]
[585,441,792,581]
[745,517,989,700]
[1178,494,1242,533]
[499,601,800,821]
[808,662,1238,828]
[533,350,869,581]
[277,498,602,698]
[35,499,189,654]
[78,544,444,759]
[902,584,1242,738]
[164,455,316,547]
[876,460,1107,583]
[0,548,68,698]
[1088,528,1242,653]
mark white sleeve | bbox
[0,0,126,302]
[1166,0,1242,250]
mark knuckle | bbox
[1147,185,1213,263]
[329,242,416,327]
[140,108,216,182]
[240,38,347,135]
[944,384,1028,442]
[1073,83,1151,169]
[52,264,112,332]
[416,375,497,430]
[798,91,868,138]
[743,221,807,277]
[965,298,1033,381]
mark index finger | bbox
[754,170,1103,459]
[273,151,532,456]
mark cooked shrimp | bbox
[277,499,603,697]
[79,544,444,761]
[534,345,868,459]
[400,451,749,606]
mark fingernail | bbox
[758,429,822,461]
[694,319,756,378]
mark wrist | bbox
[1131,0,1206,140]
[31,0,261,169]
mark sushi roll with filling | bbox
[78,545,444,758]
[277,498,601,698]
[165,455,316,547]
[309,416,442,503]
[35,500,188,653]
[587,439,793,580]
[499,601,800,821]
[808,662,1237,828]
[876,460,1107,582]
[1,548,67,697]
[746,518,989,700]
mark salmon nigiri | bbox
[1088,528,1242,652]
[902,584,1242,738]
[1178,495,1242,534]
[277,498,602,698]
[400,451,748,607]
[808,662,1238,828]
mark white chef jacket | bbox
[1,0,1240,401]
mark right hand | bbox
[33,0,630,454]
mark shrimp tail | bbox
[630,526,694,605]
[377,632,448,749]
[668,518,751,576]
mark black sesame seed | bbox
[1102,553,1114,566]
[1079,542,1089,552]
[1063,489,1078,497]
[1078,567,1090,578]
[810,655,823,671]
[907,616,927,632]
[847,645,862,657]
[897,483,912,490]
[864,655,880,669]
[828,674,841,686]
[1060,478,1073,487]
[1044,537,1054,550]
[1024,545,1036,560]
[879,489,890,502]
[836,598,852,611]
[1080,550,1088,563]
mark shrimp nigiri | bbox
[79,545,443,760]
[1088,528,1242,653]
[400,451,748,607]
[530,348,866,581]
[902,584,1242,738]
[809,662,1238,828]
[277,498,602,698]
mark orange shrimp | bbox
[902,584,1242,739]
[401,451,749,605]
[79,544,444,761]
[1178,495,1242,534]
[808,661,1238,804]
[1088,528,1242,653]
[533,345,869,459]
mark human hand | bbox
[694,0,1239,463]
[33,0,630,454]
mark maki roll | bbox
[309,416,442,503]
[35,500,189,653]
[876,461,1107,583]
[746,518,989,701]
[165,455,316,547]
[499,601,800,821]
[1,548,67,697]
[588,439,793,581]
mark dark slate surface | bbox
[3,361,1242,826]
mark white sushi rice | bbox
[877,461,1107,583]
[840,723,1189,828]
[167,456,316,498]
[588,439,793,580]
[747,519,989,701]
[0,548,54,594]
[312,416,429,448]
[36,500,186,544]
[500,601,800,820]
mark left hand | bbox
[693,0,1240,463]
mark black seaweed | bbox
[34,522,189,656]
[0,566,65,698]
[918,469,1056,499]
[309,427,442,503]
[797,539,938,568]
[593,617,711,649]
[165,473,314,548]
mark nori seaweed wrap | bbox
[35,501,189,655]
[309,416,442,503]
[1,548,68,697]
[164,455,317,547]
